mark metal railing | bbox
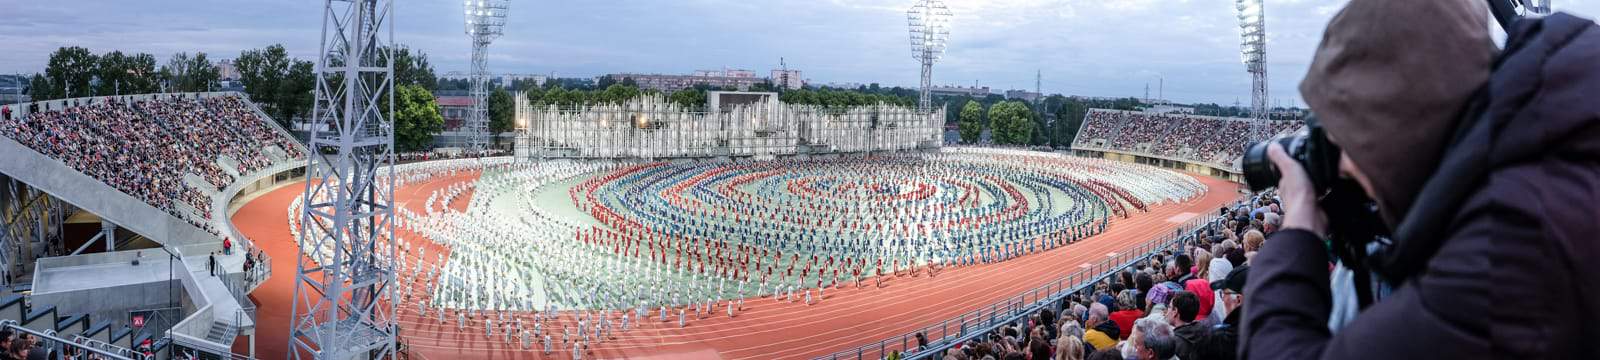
[0,320,144,360]
[817,213,1224,360]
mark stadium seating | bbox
[0,94,304,235]
[1072,109,1304,167]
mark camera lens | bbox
[1241,139,1280,192]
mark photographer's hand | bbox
[1268,143,1328,237]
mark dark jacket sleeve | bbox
[1239,224,1492,359]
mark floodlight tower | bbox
[465,0,509,151]
[1237,0,1268,140]
[907,0,952,112]
[290,0,398,359]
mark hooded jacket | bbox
[1083,319,1121,352]
[1242,7,1600,360]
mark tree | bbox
[237,45,316,127]
[392,84,444,152]
[387,46,436,90]
[989,101,1034,145]
[94,51,159,96]
[668,89,706,109]
[487,88,515,148]
[958,100,984,144]
[162,52,219,93]
[43,47,98,99]
[275,60,316,129]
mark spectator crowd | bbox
[905,192,1281,360]
[1072,109,1303,167]
[0,94,304,234]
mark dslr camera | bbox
[1240,116,1390,266]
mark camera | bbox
[1241,116,1342,193]
[1240,115,1392,276]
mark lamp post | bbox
[464,0,510,151]
[1236,0,1268,140]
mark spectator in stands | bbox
[1184,252,1216,321]
[1240,231,1263,265]
[1246,0,1600,358]
[1133,273,1154,311]
[1055,334,1084,360]
[0,329,11,356]
[1138,329,1179,360]
[1084,349,1122,360]
[1108,290,1142,340]
[6,337,30,360]
[1166,291,1204,360]
[1200,265,1247,360]
[1081,303,1119,352]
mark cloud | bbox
[4,0,1599,105]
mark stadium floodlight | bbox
[1236,0,1269,140]
[908,0,953,112]
[464,0,509,151]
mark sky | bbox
[2,0,1597,105]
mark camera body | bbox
[1241,116,1342,194]
[1240,115,1391,272]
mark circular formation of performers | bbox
[284,148,1206,356]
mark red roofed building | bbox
[435,96,476,130]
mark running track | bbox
[232,169,1239,360]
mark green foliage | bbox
[778,88,914,108]
[958,100,984,144]
[392,84,444,152]
[668,89,707,109]
[522,84,650,107]
[988,101,1034,145]
[42,47,98,99]
[386,46,437,90]
[236,45,314,128]
[93,51,159,96]
[487,88,515,146]
[162,52,220,93]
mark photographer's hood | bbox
[1298,0,1495,229]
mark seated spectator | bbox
[1108,290,1143,340]
[1082,303,1120,352]
[1167,291,1205,360]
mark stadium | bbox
[1,0,1594,360]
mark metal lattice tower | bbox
[289,0,398,359]
[1237,0,1268,140]
[907,0,952,112]
[465,0,509,151]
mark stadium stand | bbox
[0,92,304,359]
[1071,109,1304,168]
[1,94,302,236]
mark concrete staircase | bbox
[205,320,237,344]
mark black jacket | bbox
[1173,321,1207,360]
[1242,13,1600,360]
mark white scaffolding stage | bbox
[514,94,946,160]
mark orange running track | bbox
[232,170,1240,360]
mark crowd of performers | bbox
[285,149,1206,357]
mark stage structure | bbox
[290,0,399,359]
[1236,0,1269,141]
[514,94,945,160]
[464,0,509,150]
[907,0,952,112]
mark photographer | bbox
[1241,0,1600,359]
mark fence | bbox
[0,319,144,360]
[816,213,1224,360]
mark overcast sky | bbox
[3,0,1597,105]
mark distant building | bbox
[770,69,804,90]
[498,73,547,88]
[822,82,865,89]
[930,85,992,97]
[215,59,241,81]
[1004,90,1041,103]
[606,72,766,92]
[435,96,476,130]
[693,69,757,78]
